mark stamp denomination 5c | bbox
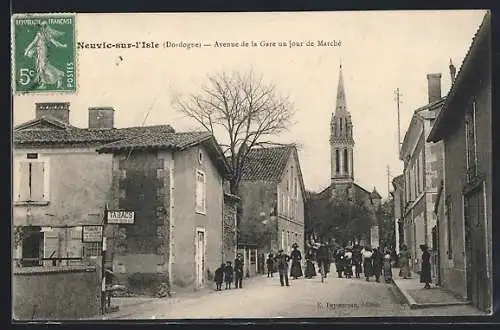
[12,13,76,93]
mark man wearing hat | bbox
[275,249,291,287]
[234,253,244,289]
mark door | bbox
[21,227,43,267]
[195,229,205,288]
[464,186,489,311]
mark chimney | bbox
[88,107,115,129]
[35,102,70,123]
[426,73,442,104]
[449,58,457,84]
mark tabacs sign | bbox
[107,210,135,224]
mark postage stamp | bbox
[12,13,76,93]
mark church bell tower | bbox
[330,64,355,194]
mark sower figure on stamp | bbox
[23,21,67,89]
[234,253,244,289]
[266,253,275,277]
[224,261,233,289]
[214,263,224,291]
[275,249,290,287]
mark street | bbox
[108,273,484,319]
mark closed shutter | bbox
[18,161,30,201]
[67,227,83,263]
[30,162,45,201]
[43,229,60,265]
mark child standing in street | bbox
[224,261,234,289]
[214,263,225,291]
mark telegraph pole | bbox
[394,88,402,152]
[387,165,391,197]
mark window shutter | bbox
[43,229,59,261]
[18,161,30,201]
[30,162,45,201]
[67,227,83,260]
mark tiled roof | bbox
[14,116,176,145]
[239,145,293,181]
[97,131,212,152]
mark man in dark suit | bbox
[275,249,290,287]
[234,253,244,289]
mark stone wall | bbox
[13,265,101,320]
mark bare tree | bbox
[172,70,295,195]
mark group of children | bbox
[214,261,234,291]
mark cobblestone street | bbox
[104,274,485,319]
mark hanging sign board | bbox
[107,210,135,224]
[82,225,103,242]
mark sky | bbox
[13,10,487,198]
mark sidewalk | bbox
[391,267,470,309]
[88,273,271,320]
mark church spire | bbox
[335,63,347,114]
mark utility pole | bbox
[394,88,403,153]
[387,165,391,197]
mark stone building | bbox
[391,174,405,255]
[237,144,306,274]
[307,65,382,247]
[97,129,236,291]
[427,12,491,313]
[399,73,445,275]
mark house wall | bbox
[441,50,492,303]
[170,146,224,290]
[13,265,100,320]
[13,147,113,265]
[276,154,305,256]
[110,151,165,277]
[13,147,112,227]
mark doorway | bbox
[21,226,43,267]
[464,185,490,311]
[195,228,206,288]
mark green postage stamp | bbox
[12,13,76,93]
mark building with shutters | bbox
[13,102,238,292]
[427,12,492,313]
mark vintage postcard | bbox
[11,10,492,320]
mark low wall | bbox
[13,265,101,320]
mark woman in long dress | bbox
[290,244,303,279]
[383,249,393,283]
[23,21,67,89]
[304,249,316,279]
[420,244,432,289]
[398,245,411,279]
[361,246,373,282]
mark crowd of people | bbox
[213,240,433,291]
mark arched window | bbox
[335,149,340,173]
[344,149,348,173]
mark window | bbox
[195,170,206,214]
[281,230,285,249]
[15,157,50,203]
[465,99,478,182]
[420,152,425,191]
[416,153,420,194]
[198,149,203,164]
[343,149,348,173]
[335,149,340,173]
[446,196,452,259]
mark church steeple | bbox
[336,63,348,114]
[330,63,355,189]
